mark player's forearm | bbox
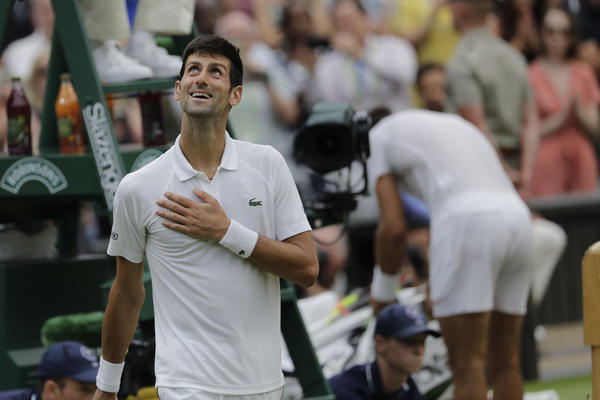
[101,280,145,363]
[375,223,407,276]
[249,233,319,288]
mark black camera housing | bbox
[294,102,370,174]
[293,103,372,227]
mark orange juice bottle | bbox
[55,73,85,154]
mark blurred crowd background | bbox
[0,0,599,296]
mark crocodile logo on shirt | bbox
[248,197,263,207]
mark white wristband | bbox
[218,219,258,259]
[371,266,399,302]
[96,356,125,393]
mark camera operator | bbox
[368,109,532,400]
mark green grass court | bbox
[524,374,592,399]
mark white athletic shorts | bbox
[157,387,284,400]
[429,209,533,318]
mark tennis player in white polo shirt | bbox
[92,35,318,400]
[368,109,533,400]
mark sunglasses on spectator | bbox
[543,26,570,36]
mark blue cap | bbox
[36,341,99,382]
[375,304,441,339]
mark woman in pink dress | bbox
[528,7,600,197]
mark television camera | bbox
[293,102,372,228]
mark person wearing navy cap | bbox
[0,341,99,400]
[329,303,440,400]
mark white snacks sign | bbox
[82,102,123,211]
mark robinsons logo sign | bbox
[0,157,68,194]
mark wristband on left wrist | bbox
[218,219,258,259]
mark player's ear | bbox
[175,80,181,101]
[229,85,242,107]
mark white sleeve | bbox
[271,151,312,241]
[365,36,417,86]
[106,176,147,263]
[367,128,392,194]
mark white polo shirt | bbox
[107,133,311,394]
[368,110,528,227]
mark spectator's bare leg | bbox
[487,311,524,400]
[438,312,490,400]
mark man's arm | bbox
[249,231,319,288]
[458,104,521,184]
[371,174,407,315]
[375,174,407,275]
[156,190,319,288]
[393,0,448,49]
[92,256,145,400]
[518,98,540,197]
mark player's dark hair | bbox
[179,35,243,88]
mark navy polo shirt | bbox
[329,361,424,400]
[0,388,38,400]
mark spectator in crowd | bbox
[368,109,532,400]
[254,0,332,115]
[574,0,600,71]
[493,0,545,62]
[527,6,599,197]
[329,303,440,400]
[253,0,332,51]
[388,0,460,65]
[215,10,303,162]
[0,341,98,400]
[78,0,192,83]
[445,0,539,198]
[416,63,446,112]
[312,0,418,112]
[1,0,53,80]
[194,0,230,35]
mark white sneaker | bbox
[126,29,182,78]
[92,40,154,84]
